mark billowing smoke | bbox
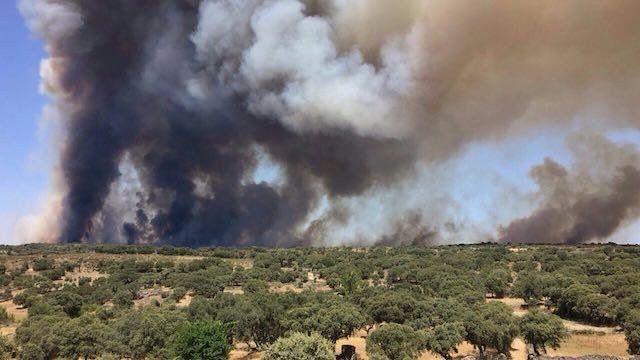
[500,134,640,244]
[17,0,640,246]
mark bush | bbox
[32,258,55,272]
[113,290,134,308]
[0,335,13,360]
[171,287,187,302]
[41,268,65,281]
[263,333,335,360]
[170,321,231,360]
[0,307,11,325]
[12,292,36,308]
[52,292,84,317]
[624,310,640,355]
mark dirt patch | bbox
[0,300,26,322]
[268,282,305,293]
[486,297,531,316]
[0,326,16,337]
[230,342,261,360]
[176,294,193,307]
[64,268,106,283]
[133,286,171,308]
[268,277,331,294]
[336,329,369,359]
[226,258,254,269]
[224,286,245,295]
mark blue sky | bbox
[0,1,48,243]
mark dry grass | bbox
[267,282,305,293]
[268,276,331,294]
[226,258,254,269]
[486,297,531,316]
[562,319,619,334]
[0,298,27,337]
[0,325,16,337]
[336,329,370,359]
[224,286,245,295]
[0,300,26,322]
[64,268,106,282]
[176,293,193,307]
[547,333,628,357]
[229,343,261,360]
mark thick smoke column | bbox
[500,134,640,244]
[18,0,640,246]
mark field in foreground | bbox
[0,243,637,359]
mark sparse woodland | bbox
[0,244,637,359]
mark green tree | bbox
[113,289,134,308]
[15,315,65,360]
[114,307,186,359]
[340,270,362,295]
[32,257,55,271]
[485,269,511,298]
[364,290,417,324]
[285,302,368,343]
[624,310,640,355]
[464,302,519,356]
[519,310,567,355]
[263,332,335,360]
[367,323,423,360]
[170,321,231,360]
[424,322,465,360]
[58,315,115,360]
[220,293,285,348]
[52,291,84,317]
[511,272,543,304]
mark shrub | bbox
[170,321,232,360]
[263,333,335,360]
[624,310,640,355]
[32,258,55,272]
[0,307,11,325]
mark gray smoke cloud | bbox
[17,0,640,246]
[500,134,640,244]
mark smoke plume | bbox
[500,134,640,244]
[18,0,640,246]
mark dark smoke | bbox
[500,136,640,244]
[22,0,415,246]
[374,212,438,247]
[18,0,640,246]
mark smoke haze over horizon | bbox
[11,0,640,246]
